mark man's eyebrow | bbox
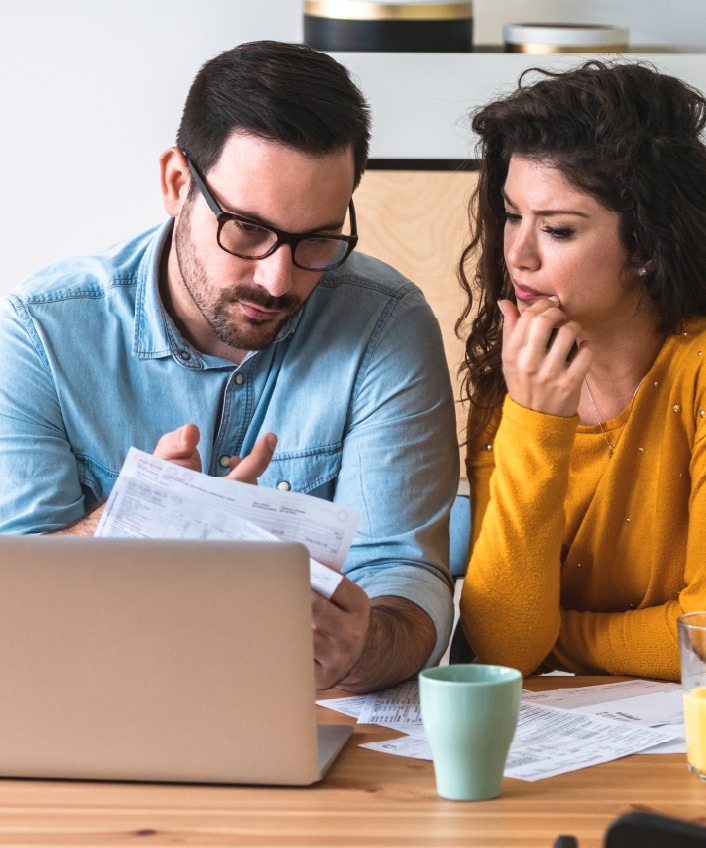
[219,201,346,235]
[501,188,590,218]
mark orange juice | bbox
[683,687,706,775]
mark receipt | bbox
[95,447,361,598]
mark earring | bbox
[638,267,648,277]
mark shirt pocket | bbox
[261,445,342,499]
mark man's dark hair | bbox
[176,40,371,188]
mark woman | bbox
[457,60,706,681]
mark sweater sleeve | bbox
[550,605,683,680]
[459,397,578,675]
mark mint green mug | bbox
[419,664,522,801]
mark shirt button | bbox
[219,455,231,468]
[179,350,191,361]
[235,373,244,385]
[276,481,291,491]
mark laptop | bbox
[0,536,352,785]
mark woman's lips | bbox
[514,283,556,303]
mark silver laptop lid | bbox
[0,537,342,785]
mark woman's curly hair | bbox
[457,60,706,438]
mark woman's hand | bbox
[499,298,592,418]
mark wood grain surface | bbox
[354,169,478,462]
[0,677,699,846]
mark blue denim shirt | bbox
[0,221,458,662]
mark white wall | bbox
[1,0,704,294]
[0,0,303,292]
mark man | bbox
[0,41,458,692]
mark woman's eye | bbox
[502,211,521,225]
[544,226,574,240]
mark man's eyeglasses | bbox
[186,158,358,272]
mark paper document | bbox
[521,679,685,754]
[319,678,683,781]
[96,447,361,598]
[521,679,682,723]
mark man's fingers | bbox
[151,427,276,483]
[152,423,202,472]
[225,433,277,484]
[311,579,371,689]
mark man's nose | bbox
[251,244,295,297]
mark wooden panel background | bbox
[354,169,478,465]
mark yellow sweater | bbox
[460,318,706,681]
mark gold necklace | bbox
[583,375,645,459]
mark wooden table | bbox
[0,676,702,847]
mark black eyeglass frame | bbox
[186,158,358,272]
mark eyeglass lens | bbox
[218,218,350,271]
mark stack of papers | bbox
[320,679,685,781]
[95,447,361,599]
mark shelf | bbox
[472,44,706,53]
[333,51,706,160]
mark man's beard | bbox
[173,208,303,352]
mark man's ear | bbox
[159,147,191,218]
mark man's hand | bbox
[312,581,437,693]
[225,433,277,484]
[153,423,203,471]
[56,425,277,535]
[153,423,277,483]
[311,578,371,690]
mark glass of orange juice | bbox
[678,612,706,780]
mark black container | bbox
[303,1,474,52]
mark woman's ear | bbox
[159,147,191,218]
[637,259,655,278]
